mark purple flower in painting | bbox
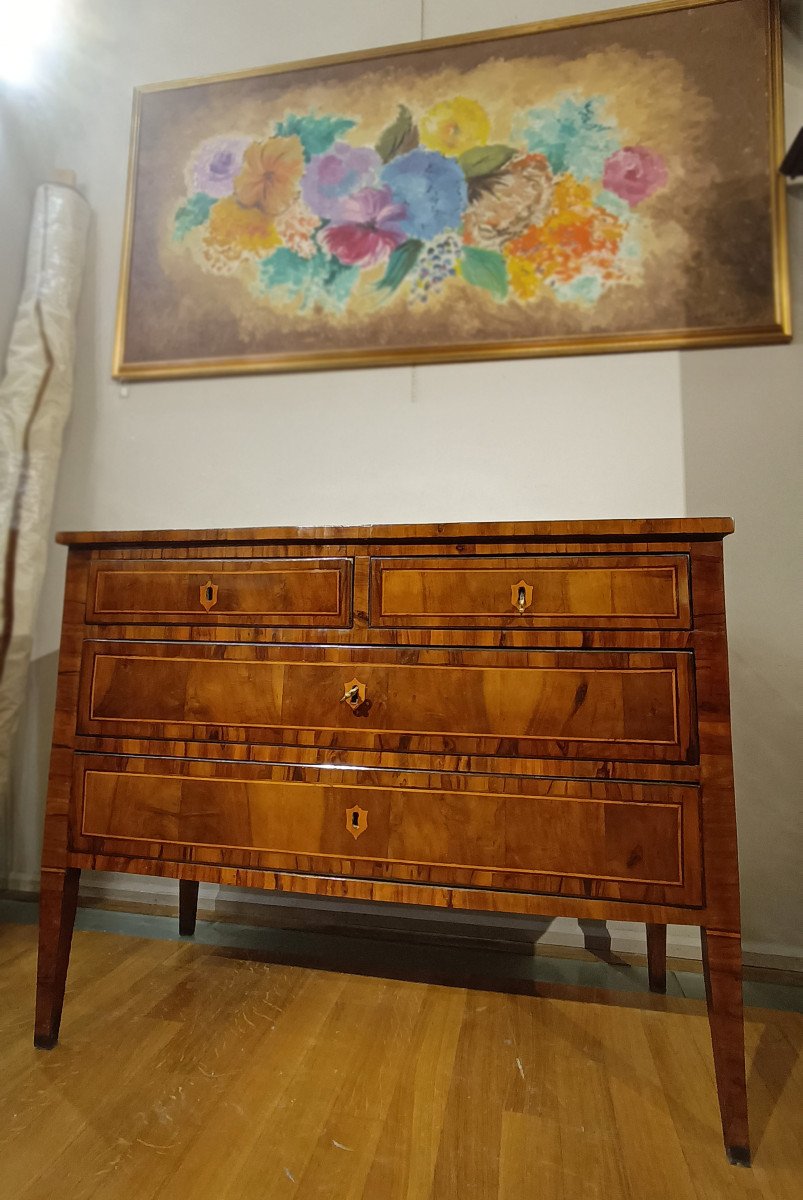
[185,135,252,198]
[318,185,407,267]
[602,146,668,208]
[381,148,468,241]
[301,142,381,220]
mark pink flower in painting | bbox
[318,185,407,267]
[602,146,668,207]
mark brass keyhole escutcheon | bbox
[511,579,533,614]
[340,678,367,711]
[199,580,219,612]
[346,805,368,839]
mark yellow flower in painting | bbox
[552,175,595,213]
[420,97,490,156]
[202,196,280,272]
[506,254,542,300]
[234,135,304,217]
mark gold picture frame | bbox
[113,0,790,381]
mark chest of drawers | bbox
[34,519,749,1164]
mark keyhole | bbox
[205,585,214,602]
[518,586,526,606]
[351,811,360,828]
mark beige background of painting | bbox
[2,0,800,968]
[124,0,775,364]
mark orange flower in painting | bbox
[202,196,280,272]
[234,135,305,217]
[274,199,320,260]
[505,176,625,285]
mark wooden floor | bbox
[0,920,800,1200]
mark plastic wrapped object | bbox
[0,180,90,836]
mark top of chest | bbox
[57,518,733,549]
[59,520,731,636]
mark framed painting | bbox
[113,0,790,380]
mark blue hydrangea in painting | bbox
[380,149,468,241]
[172,92,669,312]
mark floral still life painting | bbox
[114,0,789,379]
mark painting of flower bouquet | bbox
[114,0,788,379]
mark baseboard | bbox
[4,870,801,972]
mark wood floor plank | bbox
[0,1015,177,1200]
[0,922,800,1200]
[499,1111,565,1200]
[604,1006,699,1200]
[429,989,516,1199]
[358,985,466,1200]
[150,968,346,1199]
[220,975,423,1199]
[548,1001,631,1200]
[276,977,427,1199]
[16,944,302,1200]
[642,1007,766,1200]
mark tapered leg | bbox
[179,879,200,937]
[646,923,667,993]
[701,929,750,1166]
[34,867,80,1049]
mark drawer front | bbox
[78,642,697,763]
[86,558,352,627]
[73,756,702,905]
[370,554,690,629]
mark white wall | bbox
[680,8,803,960]
[0,92,45,367]
[4,0,797,962]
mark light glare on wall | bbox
[0,0,60,85]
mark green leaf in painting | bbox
[461,246,508,300]
[173,193,216,240]
[275,113,356,160]
[376,105,419,163]
[458,144,516,179]
[376,239,423,292]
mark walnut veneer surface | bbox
[35,519,749,1165]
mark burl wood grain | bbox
[35,519,748,1163]
[76,758,701,903]
[78,641,696,764]
[87,557,352,627]
[371,554,691,629]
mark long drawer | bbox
[370,554,691,629]
[78,641,697,763]
[72,755,703,905]
[86,558,353,627]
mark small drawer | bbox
[86,558,352,627]
[370,554,690,629]
[73,755,702,906]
